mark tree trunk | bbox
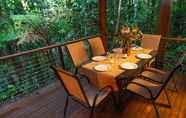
[115,0,122,34]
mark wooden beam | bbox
[157,0,171,36]
[157,0,171,68]
[99,0,108,51]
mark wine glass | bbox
[106,52,114,64]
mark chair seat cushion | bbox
[127,78,162,99]
[141,67,169,83]
[78,67,111,106]
[83,84,111,107]
[145,67,166,75]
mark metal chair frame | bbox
[141,68,178,92]
[51,66,116,118]
[65,41,91,84]
[141,52,186,92]
[123,54,184,118]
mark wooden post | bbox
[99,0,108,51]
[58,46,65,69]
[157,0,171,68]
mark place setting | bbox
[120,62,138,70]
[91,54,111,72]
[94,64,112,72]
[92,56,107,62]
[112,48,128,59]
[136,53,152,60]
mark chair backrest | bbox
[141,34,161,51]
[88,37,106,56]
[52,66,89,104]
[155,53,185,99]
[164,52,185,87]
[66,41,89,67]
[173,52,186,72]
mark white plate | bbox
[131,47,143,50]
[92,56,107,61]
[94,64,111,72]
[120,62,138,70]
[137,54,152,59]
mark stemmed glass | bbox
[106,52,114,64]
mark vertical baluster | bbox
[58,46,65,70]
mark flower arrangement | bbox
[114,25,143,54]
[120,25,143,41]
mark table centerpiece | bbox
[114,25,143,55]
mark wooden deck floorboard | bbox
[0,73,186,118]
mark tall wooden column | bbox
[157,0,171,68]
[99,0,108,51]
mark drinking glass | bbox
[107,52,114,64]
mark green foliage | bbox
[170,0,186,37]
[0,0,99,55]
[0,7,15,41]
[0,85,17,101]
[107,0,160,36]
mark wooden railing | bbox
[0,35,100,104]
[163,37,186,43]
[160,37,186,71]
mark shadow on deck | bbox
[0,73,186,118]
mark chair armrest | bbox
[148,58,155,67]
[126,81,154,99]
[98,86,113,93]
[144,68,166,75]
[76,65,91,83]
[76,72,90,83]
[91,86,113,107]
[116,77,129,91]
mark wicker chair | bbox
[124,54,184,118]
[51,66,116,118]
[88,37,106,56]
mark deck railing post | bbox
[157,0,171,69]
[58,46,65,70]
[99,0,108,51]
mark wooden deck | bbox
[0,73,186,118]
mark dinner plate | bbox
[136,54,152,59]
[120,62,138,70]
[94,64,111,72]
[92,56,107,62]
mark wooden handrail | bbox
[99,0,107,51]
[0,35,100,60]
[156,36,186,68]
[1,35,186,60]
[162,37,186,42]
